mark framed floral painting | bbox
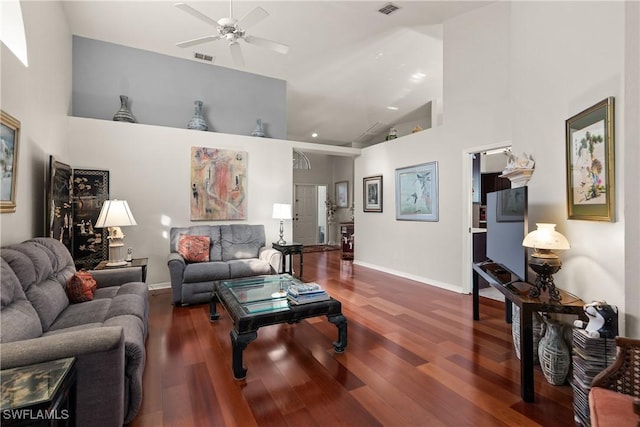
[565,97,615,221]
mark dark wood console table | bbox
[472,261,586,402]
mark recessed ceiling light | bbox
[411,72,427,81]
[311,132,318,138]
[386,106,399,111]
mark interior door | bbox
[293,184,317,245]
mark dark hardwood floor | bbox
[130,251,576,426]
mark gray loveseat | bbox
[0,237,148,426]
[167,224,282,306]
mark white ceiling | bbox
[61,1,491,146]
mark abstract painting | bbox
[191,147,247,220]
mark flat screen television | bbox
[486,186,528,282]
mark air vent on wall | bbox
[378,3,400,15]
[194,52,214,62]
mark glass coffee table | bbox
[210,274,347,380]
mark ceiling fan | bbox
[175,1,289,67]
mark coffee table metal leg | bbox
[231,329,257,380]
[210,293,220,321]
[328,314,348,353]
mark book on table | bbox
[287,282,330,304]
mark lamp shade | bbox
[522,223,570,251]
[272,203,292,220]
[95,200,137,228]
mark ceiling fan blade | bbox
[175,2,220,27]
[244,35,289,55]
[229,42,245,67]
[236,6,269,30]
[176,35,221,48]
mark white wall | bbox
[509,1,627,326]
[67,117,294,286]
[0,1,71,244]
[355,2,637,334]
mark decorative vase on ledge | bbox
[251,118,265,137]
[187,100,208,131]
[112,95,136,123]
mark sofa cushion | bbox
[66,271,97,303]
[0,259,43,343]
[228,259,272,278]
[183,261,230,283]
[589,387,639,427]
[221,224,265,261]
[48,299,111,331]
[1,244,69,331]
[178,235,210,262]
[170,226,222,261]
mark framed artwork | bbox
[72,169,109,270]
[191,147,247,220]
[496,187,526,222]
[46,156,73,252]
[335,181,349,208]
[0,110,20,213]
[565,97,615,221]
[363,175,383,212]
[395,161,439,221]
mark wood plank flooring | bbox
[130,251,576,426]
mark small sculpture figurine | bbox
[573,301,619,339]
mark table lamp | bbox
[272,203,292,245]
[95,200,137,266]
[522,223,570,301]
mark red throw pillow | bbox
[178,235,210,262]
[66,270,97,303]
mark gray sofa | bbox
[0,237,148,426]
[167,224,282,306]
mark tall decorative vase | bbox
[251,118,265,137]
[112,95,136,123]
[187,100,208,131]
[538,318,571,385]
[511,303,543,363]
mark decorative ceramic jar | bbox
[187,100,208,131]
[511,303,543,363]
[112,95,136,123]
[538,318,571,385]
[251,118,265,137]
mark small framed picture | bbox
[363,175,383,212]
[1,110,20,213]
[565,97,615,221]
[335,181,349,208]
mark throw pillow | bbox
[66,270,97,303]
[178,235,211,262]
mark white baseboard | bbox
[352,260,464,294]
[147,282,171,291]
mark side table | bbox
[272,242,303,278]
[472,261,586,402]
[1,358,77,426]
[94,257,148,282]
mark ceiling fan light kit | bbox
[175,1,289,67]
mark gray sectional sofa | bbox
[0,237,148,426]
[168,224,282,306]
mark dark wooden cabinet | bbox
[480,172,511,205]
[340,222,354,260]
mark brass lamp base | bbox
[528,254,562,302]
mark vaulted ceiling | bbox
[62,1,491,146]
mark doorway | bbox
[293,184,327,245]
[462,144,512,293]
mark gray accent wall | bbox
[72,36,286,139]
